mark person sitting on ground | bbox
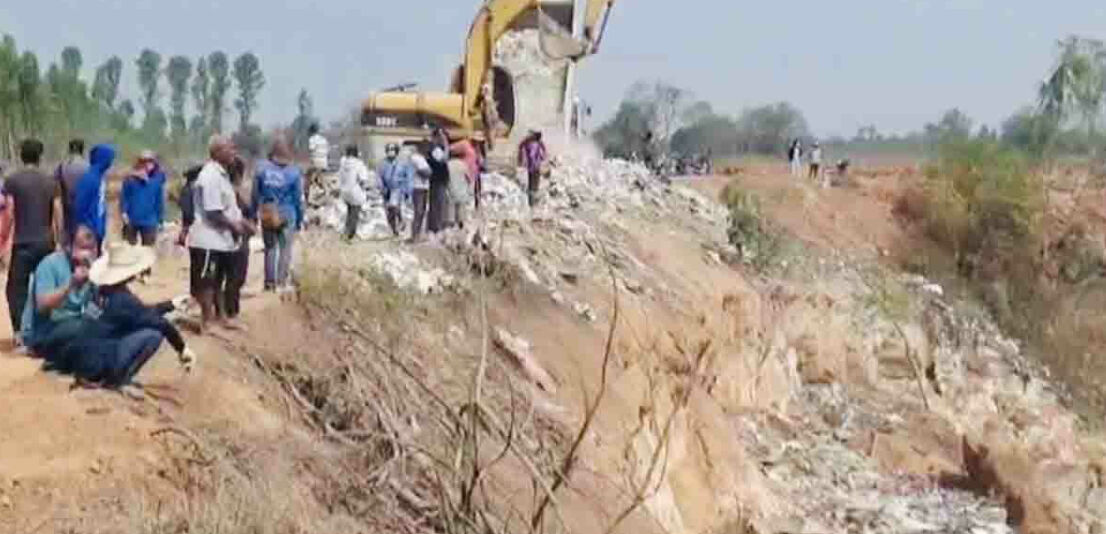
[339,145,370,241]
[73,144,116,245]
[120,150,166,247]
[55,138,89,246]
[375,143,411,238]
[53,244,196,398]
[251,138,303,292]
[188,135,254,332]
[21,225,99,358]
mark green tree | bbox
[734,102,809,154]
[1039,36,1106,139]
[670,114,739,156]
[118,99,136,126]
[594,99,654,158]
[190,56,210,139]
[166,55,192,140]
[60,46,82,78]
[924,108,974,145]
[92,56,123,109]
[135,49,165,139]
[0,35,21,157]
[232,52,265,133]
[17,51,42,135]
[208,51,230,133]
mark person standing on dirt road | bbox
[306,123,329,207]
[788,139,803,177]
[252,138,303,292]
[120,150,166,247]
[223,156,253,320]
[188,135,255,333]
[809,142,823,182]
[375,143,411,238]
[2,139,63,348]
[73,144,117,245]
[55,139,88,246]
[339,145,370,241]
[408,141,433,243]
[518,131,548,208]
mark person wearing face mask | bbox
[375,143,412,238]
[120,150,166,247]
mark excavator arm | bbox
[582,0,616,53]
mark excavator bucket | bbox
[537,7,588,60]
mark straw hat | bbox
[90,244,157,286]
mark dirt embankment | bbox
[1,157,1105,534]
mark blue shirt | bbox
[74,144,116,242]
[377,159,413,195]
[251,160,304,230]
[120,168,166,229]
[22,252,94,347]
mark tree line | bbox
[0,35,271,162]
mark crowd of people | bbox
[0,126,551,398]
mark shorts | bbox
[189,248,233,295]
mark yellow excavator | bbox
[361,0,616,144]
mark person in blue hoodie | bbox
[119,150,165,246]
[251,137,303,292]
[73,144,116,245]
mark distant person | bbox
[426,128,451,233]
[21,225,98,358]
[54,244,196,397]
[408,141,433,243]
[3,139,62,347]
[73,144,116,245]
[176,163,203,298]
[252,138,303,292]
[223,156,253,320]
[188,135,254,332]
[306,123,329,205]
[450,137,479,217]
[120,150,166,247]
[788,139,803,177]
[518,130,548,208]
[55,138,88,245]
[375,143,411,238]
[809,142,823,181]
[338,145,370,241]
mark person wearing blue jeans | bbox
[252,138,303,292]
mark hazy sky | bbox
[2,0,1106,137]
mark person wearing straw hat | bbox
[54,243,196,396]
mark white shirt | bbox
[811,148,823,165]
[339,156,369,206]
[409,153,431,190]
[309,134,329,170]
[187,160,241,252]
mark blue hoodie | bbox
[120,164,165,229]
[251,159,304,230]
[73,144,115,242]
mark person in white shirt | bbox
[809,142,823,181]
[338,145,370,241]
[306,123,329,205]
[188,135,256,332]
[408,141,433,243]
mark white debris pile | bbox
[306,170,413,240]
[365,250,455,295]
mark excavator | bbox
[361,0,616,145]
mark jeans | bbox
[344,202,361,240]
[7,242,52,333]
[108,329,164,387]
[263,225,295,289]
[410,189,428,241]
[527,168,542,208]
